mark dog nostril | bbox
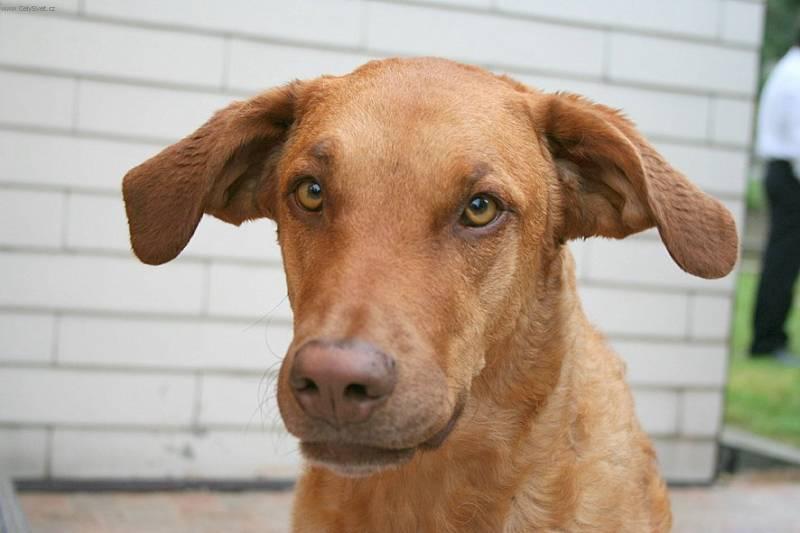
[290,340,397,424]
[344,383,369,400]
[296,378,319,393]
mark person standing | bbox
[751,35,800,361]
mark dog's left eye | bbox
[460,195,499,227]
[295,178,323,211]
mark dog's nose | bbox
[289,340,397,426]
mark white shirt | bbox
[756,47,800,177]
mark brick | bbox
[586,239,735,292]
[720,0,765,46]
[199,374,281,428]
[51,429,192,477]
[425,0,492,7]
[0,16,224,87]
[613,341,728,387]
[207,263,291,320]
[680,390,723,437]
[600,85,710,142]
[567,240,587,279]
[0,428,47,478]
[497,0,719,38]
[52,429,300,478]
[0,70,75,129]
[514,73,710,141]
[35,0,79,11]
[632,389,679,435]
[580,286,688,337]
[653,438,717,483]
[85,0,363,48]
[65,193,128,253]
[690,295,733,340]
[13,0,81,11]
[0,252,205,314]
[227,40,373,93]
[608,33,759,94]
[0,311,54,363]
[511,73,602,97]
[655,142,749,195]
[0,130,160,191]
[58,315,292,371]
[365,2,605,77]
[66,193,282,262]
[77,81,231,141]
[188,429,300,478]
[711,98,755,146]
[55,0,80,11]
[184,216,282,263]
[0,368,194,426]
[0,189,64,248]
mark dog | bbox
[123,57,737,532]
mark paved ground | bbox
[18,471,800,533]
[19,490,294,533]
[671,471,800,533]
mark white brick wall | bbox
[84,0,365,48]
[0,429,47,478]
[0,312,54,363]
[0,253,206,313]
[227,40,374,93]
[0,16,226,86]
[720,0,766,46]
[497,0,721,38]
[0,189,65,248]
[76,81,231,140]
[0,368,195,425]
[50,429,300,478]
[58,316,292,371]
[614,342,728,387]
[609,33,759,94]
[0,0,761,484]
[0,71,75,128]
[367,3,606,76]
[0,131,160,190]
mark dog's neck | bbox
[474,243,583,413]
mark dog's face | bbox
[123,58,737,476]
[272,65,554,474]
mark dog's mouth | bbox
[300,402,465,477]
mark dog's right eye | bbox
[460,194,499,227]
[295,178,323,211]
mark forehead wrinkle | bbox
[309,138,335,164]
[465,161,492,187]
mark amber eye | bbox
[461,195,499,227]
[295,178,323,211]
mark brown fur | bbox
[122,58,738,532]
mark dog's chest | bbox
[293,469,522,532]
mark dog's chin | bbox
[301,442,416,477]
[299,402,465,478]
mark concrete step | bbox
[0,475,31,533]
[720,426,800,472]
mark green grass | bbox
[725,271,800,447]
[745,177,767,212]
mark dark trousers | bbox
[751,159,800,355]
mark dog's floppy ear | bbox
[122,82,302,265]
[535,93,738,279]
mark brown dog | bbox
[123,57,737,532]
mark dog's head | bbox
[123,58,737,476]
